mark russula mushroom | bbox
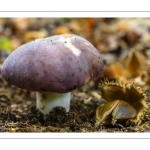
[1,34,104,114]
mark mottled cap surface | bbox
[1,34,104,93]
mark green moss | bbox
[0,36,12,51]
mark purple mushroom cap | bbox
[1,34,104,93]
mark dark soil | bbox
[1,74,150,132]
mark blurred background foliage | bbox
[1,18,150,84]
[0,18,150,53]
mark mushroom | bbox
[1,34,104,114]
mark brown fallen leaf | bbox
[11,18,31,33]
[126,50,141,77]
[22,31,47,43]
[104,62,130,83]
[53,26,70,35]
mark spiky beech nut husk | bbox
[96,100,137,125]
[96,80,148,126]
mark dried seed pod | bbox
[96,100,136,125]
[99,80,126,102]
[96,80,148,126]
[96,100,120,125]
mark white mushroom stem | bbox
[36,92,71,115]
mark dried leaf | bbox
[126,50,141,77]
[108,62,130,81]
[10,36,22,50]
[69,20,82,33]
[53,26,70,35]
[22,31,47,43]
[11,18,31,32]
[123,29,140,45]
